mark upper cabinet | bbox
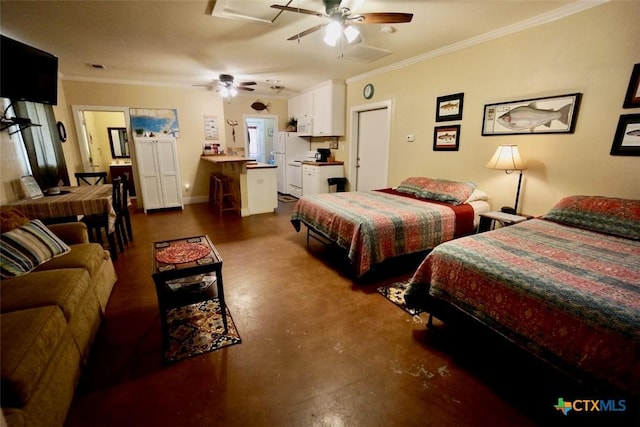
[288,80,345,137]
[312,81,345,136]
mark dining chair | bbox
[114,174,133,242]
[75,171,107,186]
[81,176,125,260]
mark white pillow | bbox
[465,189,489,203]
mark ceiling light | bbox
[323,21,342,46]
[219,86,230,98]
[344,25,360,44]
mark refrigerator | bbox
[273,131,310,194]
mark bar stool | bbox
[213,174,237,217]
[209,172,226,205]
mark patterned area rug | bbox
[278,195,298,203]
[377,281,424,316]
[165,299,241,363]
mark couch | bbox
[1,207,117,426]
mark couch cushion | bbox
[33,243,109,278]
[0,269,90,322]
[1,219,71,278]
[1,306,67,407]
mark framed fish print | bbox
[623,63,640,108]
[433,125,460,151]
[610,114,640,156]
[436,93,464,122]
[482,93,582,136]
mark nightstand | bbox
[478,211,531,233]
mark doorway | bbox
[71,105,131,172]
[348,101,391,191]
[243,114,277,163]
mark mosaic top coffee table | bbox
[151,235,228,354]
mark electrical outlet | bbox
[406,134,415,142]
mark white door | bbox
[352,104,391,191]
[134,138,163,210]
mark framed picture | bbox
[433,125,460,151]
[436,93,464,122]
[482,93,582,136]
[20,175,44,199]
[623,63,640,108]
[610,114,640,156]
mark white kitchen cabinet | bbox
[288,91,313,123]
[312,81,345,137]
[133,136,183,212]
[302,163,345,196]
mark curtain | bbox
[13,101,70,188]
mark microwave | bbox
[297,116,313,136]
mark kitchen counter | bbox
[246,162,276,169]
[301,161,344,166]
[200,156,277,216]
[201,155,254,163]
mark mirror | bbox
[108,127,130,158]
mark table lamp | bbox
[486,145,527,215]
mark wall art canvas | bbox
[482,93,581,136]
[130,108,179,137]
[623,63,640,108]
[433,125,460,151]
[436,93,464,122]
[204,115,219,140]
[610,114,640,156]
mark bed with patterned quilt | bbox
[404,195,640,396]
[290,177,490,277]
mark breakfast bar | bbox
[200,155,277,216]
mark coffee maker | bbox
[315,148,331,162]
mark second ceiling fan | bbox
[272,0,413,44]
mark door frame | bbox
[348,100,392,191]
[71,105,132,171]
[242,114,278,162]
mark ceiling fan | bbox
[271,0,413,45]
[195,73,256,97]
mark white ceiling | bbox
[0,0,602,98]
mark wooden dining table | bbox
[11,184,116,230]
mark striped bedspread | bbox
[409,218,640,394]
[291,190,473,277]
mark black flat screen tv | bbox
[1,35,58,105]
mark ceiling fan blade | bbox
[238,81,256,86]
[271,5,325,18]
[352,12,413,24]
[237,86,255,92]
[287,24,326,41]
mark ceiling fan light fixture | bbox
[229,87,238,97]
[344,25,360,44]
[219,86,230,98]
[324,20,342,46]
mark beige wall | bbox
[60,82,286,201]
[343,1,640,215]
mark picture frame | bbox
[623,63,640,108]
[482,93,582,136]
[610,114,640,156]
[20,175,44,199]
[433,125,460,151]
[436,93,464,122]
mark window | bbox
[12,101,69,188]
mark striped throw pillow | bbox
[0,219,71,278]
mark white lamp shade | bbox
[486,145,527,171]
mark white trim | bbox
[347,0,608,85]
